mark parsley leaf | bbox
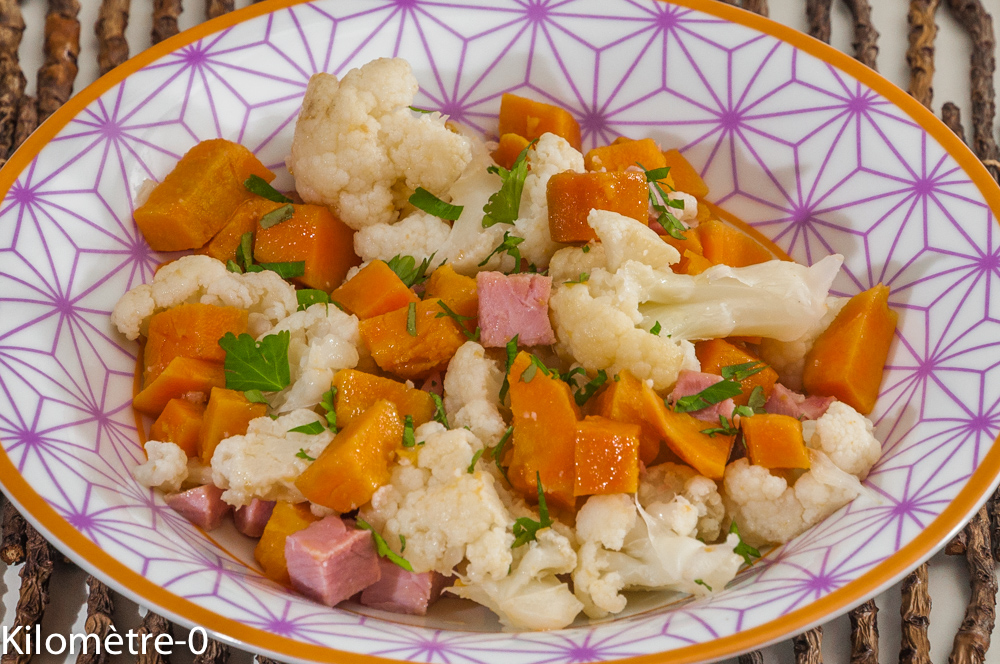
[479,231,525,272]
[244,175,293,203]
[259,204,295,229]
[483,139,536,228]
[650,321,662,336]
[402,415,416,447]
[406,302,418,337]
[357,518,414,571]
[408,105,433,113]
[297,289,330,311]
[387,254,434,287]
[409,187,464,221]
[430,393,448,427]
[511,472,552,548]
[226,260,242,274]
[254,261,305,279]
[694,579,713,591]
[237,232,255,271]
[730,521,761,566]
[700,414,739,437]
[643,166,672,183]
[243,389,269,404]
[435,301,480,341]
[582,245,591,253]
[639,162,687,240]
[520,354,553,383]
[320,387,337,432]
[564,272,589,284]
[572,370,608,406]
[218,331,291,392]
[499,335,519,402]
[234,232,304,278]
[399,534,407,552]
[493,426,513,484]
[289,421,325,435]
[746,385,767,413]
[721,361,768,382]
[295,449,316,461]
[673,379,743,413]
[468,448,484,474]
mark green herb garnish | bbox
[357,518,414,571]
[499,335,519,402]
[402,415,416,447]
[226,260,242,274]
[650,321,662,336]
[295,449,316,461]
[289,421,325,435]
[639,162,687,240]
[243,389,269,404]
[479,231,525,272]
[430,393,448,427]
[673,380,743,413]
[297,289,330,311]
[435,301,480,341]
[564,272,589,284]
[409,187,463,221]
[721,361,768,382]
[519,354,553,384]
[218,331,291,392]
[483,140,536,228]
[409,105,433,113]
[244,175,293,203]
[399,534,407,552]
[730,521,761,566]
[259,204,295,229]
[493,426,513,484]
[511,472,552,548]
[406,302,418,337]
[387,253,434,288]
[468,449,484,474]
[700,415,739,437]
[694,579,713,591]
[320,386,337,432]
[746,385,767,413]
[573,370,608,406]
[582,245,591,253]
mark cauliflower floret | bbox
[804,400,881,479]
[588,209,679,272]
[449,528,583,630]
[359,422,514,583]
[211,409,334,507]
[758,296,849,390]
[111,255,298,340]
[548,243,607,283]
[288,58,472,230]
[572,494,743,618]
[259,303,361,413]
[353,210,452,266]
[723,450,863,546]
[133,441,188,493]
[442,341,507,446]
[639,463,725,541]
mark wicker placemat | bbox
[0,1,997,663]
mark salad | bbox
[115,57,896,630]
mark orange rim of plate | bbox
[0,1,998,662]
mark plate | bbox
[1,0,998,662]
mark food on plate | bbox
[115,57,896,630]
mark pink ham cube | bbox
[285,516,381,607]
[476,272,555,347]
[360,558,452,616]
[668,370,736,423]
[765,383,834,420]
[164,484,231,531]
[234,498,275,538]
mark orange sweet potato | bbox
[803,284,897,415]
[574,416,641,496]
[149,398,206,458]
[677,249,713,276]
[332,369,436,428]
[295,400,403,512]
[358,298,468,380]
[547,171,649,243]
[423,263,479,321]
[254,204,360,292]
[498,93,581,150]
[695,338,778,406]
[143,303,248,385]
[646,401,734,480]
[492,133,531,170]
[331,260,417,319]
[254,501,320,585]
[199,387,268,464]
[661,149,709,199]
[134,139,274,251]
[133,357,226,416]
[584,138,669,178]
[507,352,580,509]
[697,219,774,268]
[592,370,663,465]
[741,413,810,469]
[199,197,280,263]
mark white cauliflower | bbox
[803,400,881,479]
[449,528,583,630]
[587,209,679,272]
[210,409,334,507]
[442,341,507,446]
[259,303,361,413]
[572,494,743,619]
[111,255,297,340]
[288,58,472,229]
[639,463,726,541]
[133,441,188,493]
[353,210,452,266]
[548,244,607,283]
[359,422,514,583]
[723,450,864,546]
[758,296,849,390]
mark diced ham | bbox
[285,516,381,607]
[164,484,231,531]
[765,383,834,420]
[476,272,555,347]
[360,558,452,615]
[668,370,736,423]
[234,498,275,538]
[420,371,444,397]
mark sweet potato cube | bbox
[507,352,580,509]
[803,284,897,415]
[424,264,479,319]
[143,303,248,385]
[134,139,274,251]
[492,133,531,170]
[200,197,280,263]
[592,370,664,465]
[695,338,778,407]
[332,369,436,428]
[254,501,319,585]
[149,398,205,458]
[741,413,811,469]
[358,298,468,380]
[661,149,709,199]
[697,219,774,268]
[574,416,641,496]
[677,249,714,275]
[199,387,268,464]
[132,357,226,416]
[646,401,734,480]
[498,93,581,149]
[295,400,403,512]
[547,171,649,243]
[331,260,417,319]
[584,138,668,177]
[254,204,361,292]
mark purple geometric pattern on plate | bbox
[0,0,997,661]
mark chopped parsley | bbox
[430,393,448,427]
[468,448,484,474]
[435,301,480,341]
[320,386,337,432]
[746,385,767,413]
[650,321,662,336]
[408,105,433,113]
[479,231,525,272]
[520,354,553,383]
[694,579,713,591]
[243,389,269,404]
[259,204,295,229]
[721,361,768,382]
[406,302,418,336]
[511,472,553,548]
[673,380,743,413]
[218,331,291,392]
[402,415,416,447]
[572,369,608,407]
[409,187,463,221]
[700,414,739,437]
[730,521,761,566]
[499,335,519,402]
[297,289,330,311]
[399,534,407,552]
[356,518,413,571]
[244,175,293,203]
[255,261,305,279]
[493,426,513,484]
[483,139,536,228]
[232,232,304,278]
[638,162,687,240]
[564,272,589,285]
[295,449,316,461]
[387,253,434,287]
[582,245,591,253]
[288,421,325,435]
